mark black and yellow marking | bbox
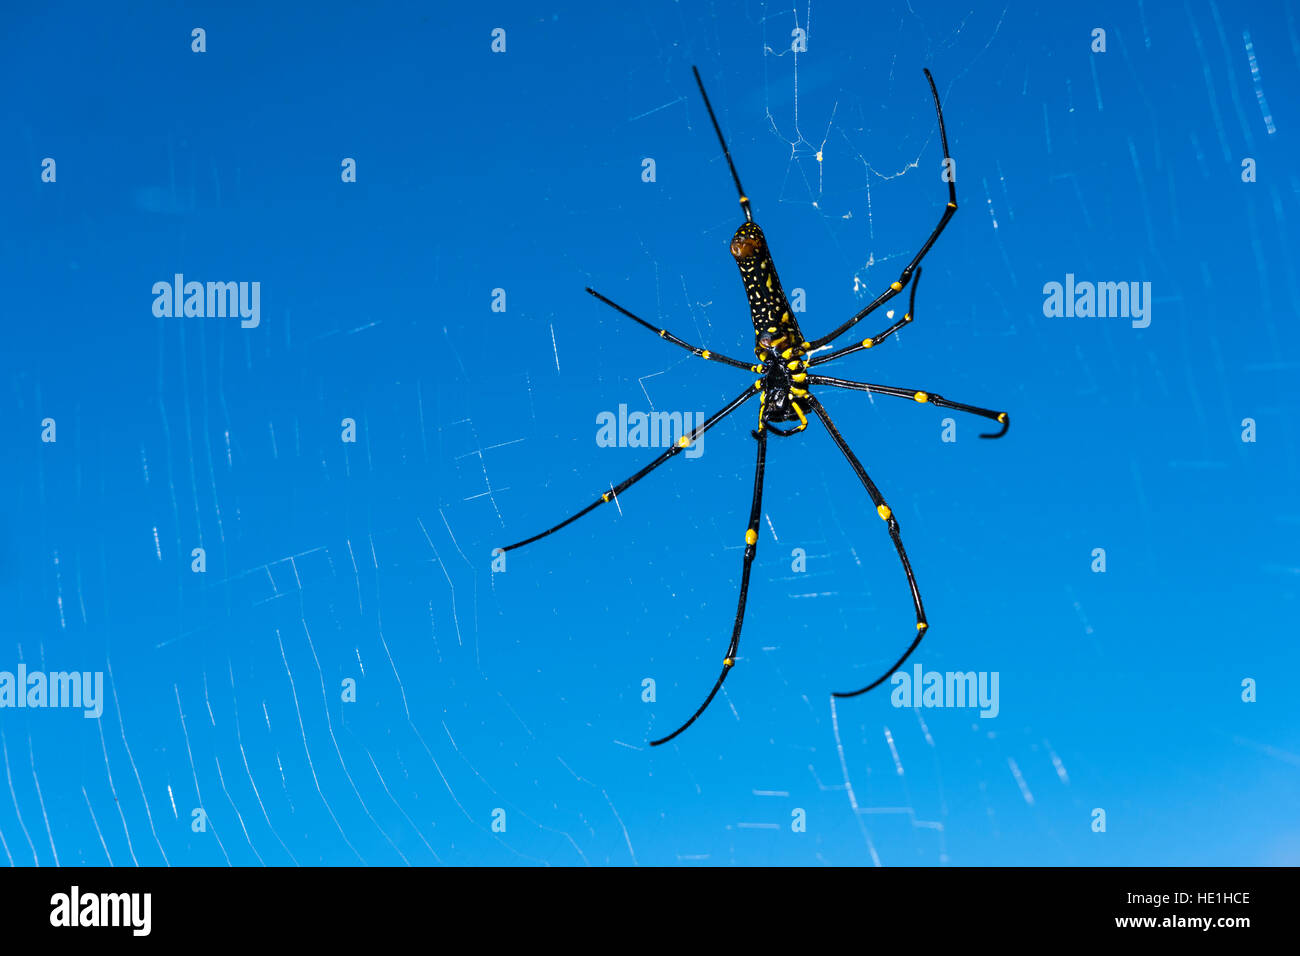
[498,384,759,554]
[503,67,1008,748]
[731,222,804,344]
[808,374,1010,439]
[585,288,756,371]
[808,68,960,352]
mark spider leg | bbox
[808,70,957,351]
[650,427,767,746]
[692,65,753,223]
[807,374,1009,439]
[498,384,759,553]
[809,266,925,366]
[760,422,803,437]
[805,396,930,698]
[586,288,758,372]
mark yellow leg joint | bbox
[914,391,929,403]
[677,435,691,448]
[891,280,903,291]
[904,313,913,322]
[861,337,875,349]
[877,504,892,520]
[658,329,667,337]
[791,373,807,383]
[601,492,611,502]
[917,621,928,631]
[790,387,809,398]
[997,412,1008,422]
[745,529,758,546]
[723,657,735,667]
[701,349,711,360]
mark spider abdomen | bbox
[731,222,805,344]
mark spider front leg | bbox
[808,70,958,352]
[806,396,930,698]
[650,427,768,746]
[586,288,759,372]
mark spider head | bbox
[730,222,767,261]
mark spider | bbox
[499,67,1009,746]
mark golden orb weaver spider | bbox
[499,67,1009,746]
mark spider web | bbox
[4,0,1297,869]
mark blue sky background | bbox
[1,0,1297,866]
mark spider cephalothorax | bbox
[501,66,1010,747]
[754,329,811,435]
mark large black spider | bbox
[499,67,1009,746]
